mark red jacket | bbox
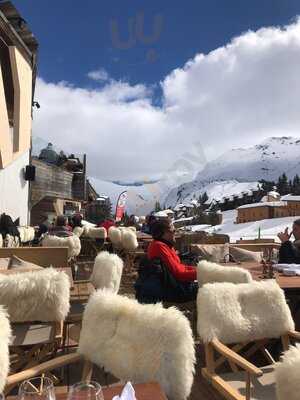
[147,240,197,282]
[99,220,115,233]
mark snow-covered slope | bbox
[165,180,260,208]
[164,137,300,207]
[190,209,295,243]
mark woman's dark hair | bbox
[294,218,300,227]
[56,215,67,227]
[151,219,171,240]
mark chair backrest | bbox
[0,268,70,322]
[42,234,81,259]
[0,247,68,268]
[0,306,11,393]
[197,260,252,286]
[275,343,300,400]
[197,280,294,345]
[90,251,123,293]
[79,290,195,400]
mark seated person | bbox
[49,215,73,237]
[141,214,156,234]
[99,218,115,233]
[278,218,300,264]
[148,220,197,282]
[135,220,198,303]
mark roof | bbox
[238,201,287,210]
[268,190,280,198]
[154,211,169,218]
[281,194,300,202]
[0,1,38,95]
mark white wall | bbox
[0,150,29,225]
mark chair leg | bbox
[82,360,93,382]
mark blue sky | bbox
[10,0,300,187]
[12,0,300,86]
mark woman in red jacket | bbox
[135,219,198,303]
[148,220,197,282]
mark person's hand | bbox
[277,227,291,243]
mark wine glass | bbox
[67,382,104,400]
[18,377,55,400]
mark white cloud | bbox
[33,18,300,184]
[87,68,110,82]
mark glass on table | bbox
[67,382,104,400]
[18,377,55,400]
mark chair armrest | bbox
[211,339,263,376]
[288,331,300,341]
[6,353,82,390]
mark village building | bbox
[281,194,300,217]
[0,2,38,224]
[236,190,300,223]
[30,144,99,225]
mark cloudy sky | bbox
[14,0,300,182]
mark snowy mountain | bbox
[164,137,300,207]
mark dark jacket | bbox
[279,241,300,264]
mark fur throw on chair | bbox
[73,227,84,238]
[0,234,2,248]
[84,227,107,240]
[88,227,107,240]
[197,260,252,286]
[18,227,35,243]
[197,280,294,344]
[108,227,122,248]
[0,306,11,393]
[0,268,70,322]
[108,227,138,251]
[42,234,81,259]
[4,234,19,248]
[79,290,195,400]
[275,343,300,400]
[90,251,123,293]
[121,228,138,251]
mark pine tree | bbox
[277,173,290,195]
[154,201,162,212]
[292,174,300,195]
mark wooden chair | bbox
[197,279,299,400]
[0,269,70,373]
[6,289,195,400]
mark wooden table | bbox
[227,262,300,293]
[70,281,94,301]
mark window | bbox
[0,38,14,127]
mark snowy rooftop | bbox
[238,201,287,209]
[268,190,280,198]
[281,194,300,202]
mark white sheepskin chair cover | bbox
[73,227,84,238]
[197,260,252,286]
[127,226,136,232]
[0,269,70,322]
[121,228,138,251]
[90,251,123,293]
[79,290,195,400]
[0,306,11,393]
[42,234,81,259]
[275,343,300,400]
[197,280,294,345]
[18,227,35,243]
[87,227,107,240]
[108,226,122,248]
[0,234,2,248]
[4,234,19,248]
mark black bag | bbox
[134,256,198,304]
